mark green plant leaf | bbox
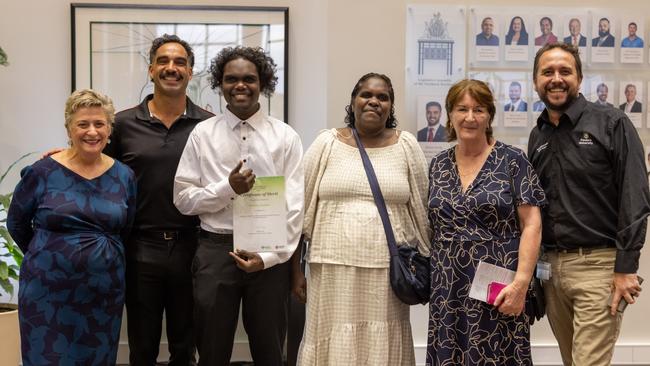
[0,153,34,298]
[0,194,11,210]
[0,261,7,280]
[8,266,19,281]
[0,280,14,297]
[0,280,14,296]
[11,249,22,267]
[0,227,13,246]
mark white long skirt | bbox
[297,262,415,366]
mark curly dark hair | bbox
[149,34,194,67]
[344,73,397,128]
[209,47,278,97]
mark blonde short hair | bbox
[64,89,115,131]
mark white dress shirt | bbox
[173,107,304,268]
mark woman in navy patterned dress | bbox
[8,89,136,365]
[426,80,546,365]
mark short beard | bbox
[543,92,578,113]
[599,30,609,38]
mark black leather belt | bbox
[199,229,233,243]
[132,229,198,241]
[546,245,613,254]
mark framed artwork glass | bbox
[71,3,289,121]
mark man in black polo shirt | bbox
[105,34,213,365]
[528,42,649,366]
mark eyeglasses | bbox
[452,106,489,117]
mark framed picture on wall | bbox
[71,3,289,122]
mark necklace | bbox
[458,165,482,177]
[456,143,494,178]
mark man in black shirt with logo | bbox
[105,34,213,365]
[528,42,649,366]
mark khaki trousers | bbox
[543,248,622,366]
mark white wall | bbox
[1,0,649,365]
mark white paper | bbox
[503,111,528,127]
[627,113,643,129]
[505,45,528,62]
[469,260,516,302]
[233,176,287,252]
[591,47,614,63]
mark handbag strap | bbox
[351,128,399,257]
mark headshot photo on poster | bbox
[591,15,616,63]
[504,15,529,62]
[620,19,645,63]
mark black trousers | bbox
[125,231,197,366]
[193,231,290,366]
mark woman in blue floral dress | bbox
[427,80,546,365]
[8,89,136,365]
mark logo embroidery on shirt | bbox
[536,142,548,153]
[579,132,593,145]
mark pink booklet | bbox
[487,282,507,305]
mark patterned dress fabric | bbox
[426,141,546,366]
[7,157,136,366]
[298,130,430,366]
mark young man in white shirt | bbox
[174,47,304,366]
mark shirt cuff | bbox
[615,249,641,273]
[206,179,238,201]
[258,252,281,269]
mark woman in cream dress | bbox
[293,73,430,365]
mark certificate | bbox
[233,176,287,252]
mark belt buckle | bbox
[163,231,175,240]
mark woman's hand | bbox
[291,270,307,304]
[493,279,528,316]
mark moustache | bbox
[160,70,182,80]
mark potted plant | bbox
[0,152,31,366]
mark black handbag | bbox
[352,128,431,305]
[526,274,546,324]
[504,150,546,324]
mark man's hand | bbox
[42,148,65,159]
[229,161,255,195]
[494,280,527,317]
[229,249,264,273]
[291,270,307,304]
[610,273,642,315]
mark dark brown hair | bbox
[533,42,583,82]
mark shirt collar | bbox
[536,93,587,129]
[134,94,205,121]
[224,105,265,130]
